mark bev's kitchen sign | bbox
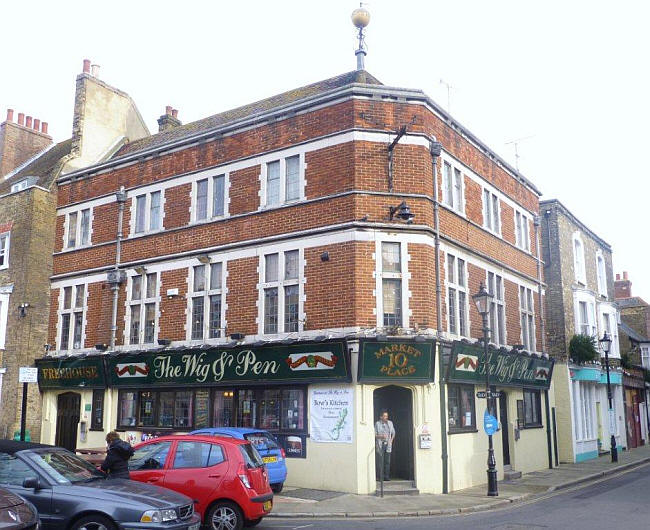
[107,340,350,387]
[446,341,554,389]
[36,356,107,389]
[358,339,435,383]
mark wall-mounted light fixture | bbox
[389,201,415,224]
[320,252,330,262]
[134,265,147,275]
[230,333,245,341]
[18,303,30,318]
[95,343,108,351]
[158,338,172,346]
[197,255,211,264]
[166,288,179,299]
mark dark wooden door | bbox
[373,386,413,480]
[55,392,80,451]
[499,393,511,466]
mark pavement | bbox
[269,443,650,518]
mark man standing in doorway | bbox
[375,409,395,481]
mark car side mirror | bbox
[23,477,40,490]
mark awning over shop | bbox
[446,341,554,389]
[35,356,107,390]
[357,338,435,383]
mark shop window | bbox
[213,390,235,427]
[237,389,257,427]
[259,389,281,430]
[281,388,305,430]
[523,389,542,428]
[90,389,104,431]
[447,384,476,432]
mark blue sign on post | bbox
[484,409,498,435]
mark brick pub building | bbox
[38,47,557,493]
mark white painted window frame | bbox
[519,285,536,352]
[57,283,88,351]
[441,159,466,215]
[190,172,230,224]
[572,231,587,285]
[63,208,94,250]
[375,241,410,329]
[124,271,160,346]
[446,252,469,338]
[259,153,306,208]
[0,292,10,349]
[482,188,501,236]
[187,260,228,342]
[129,190,166,236]
[599,303,620,358]
[596,250,607,297]
[575,291,597,338]
[258,248,305,336]
[486,270,507,345]
[514,209,531,252]
[0,232,10,270]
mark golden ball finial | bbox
[351,6,370,29]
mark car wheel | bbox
[271,483,283,493]
[207,501,243,530]
[244,518,263,527]
[69,514,116,530]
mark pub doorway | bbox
[373,385,414,480]
[499,392,511,466]
[55,392,81,452]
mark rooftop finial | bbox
[351,3,371,71]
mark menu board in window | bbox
[194,390,210,429]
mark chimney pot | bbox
[171,109,178,118]
[41,122,48,134]
[91,64,100,77]
[623,271,628,280]
[17,113,24,126]
[25,116,33,128]
[616,273,620,281]
[165,105,173,115]
[6,109,14,122]
[33,118,40,131]
[83,59,91,73]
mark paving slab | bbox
[270,444,650,519]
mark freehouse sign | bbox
[108,340,350,387]
[358,339,435,383]
[446,341,554,389]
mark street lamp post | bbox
[599,331,618,463]
[473,282,498,496]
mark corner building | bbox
[41,69,556,494]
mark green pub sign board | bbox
[358,340,435,383]
[107,341,350,387]
[446,341,554,389]
[36,357,107,389]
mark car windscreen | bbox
[239,442,264,468]
[243,432,280,451]
[25,449,105,484]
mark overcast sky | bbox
[3,1,649,299]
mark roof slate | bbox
[619,321,650,343]
[0,138,73,195]
[115,70,383,158]
[617,297,649,308]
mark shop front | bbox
[623,367,646,449]
[444,341,556,491]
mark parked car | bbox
[130,434,273,530]
[0,440,200,530]
[0,486,38,529]
[189,427,287,493]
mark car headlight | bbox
[140,509,177,523]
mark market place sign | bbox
[446,341,554,389]
[107,340,350,387]
[358,339,435,383]
[36,356,107,389]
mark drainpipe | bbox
[429,139,448,494]
[109,187,127,349]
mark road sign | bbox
[484,410,498,436]
[19,367,38,383]
[476,390,502,399]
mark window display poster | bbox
[309,387,354,443]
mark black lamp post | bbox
[599,332,618,462]
[472,282,498,496]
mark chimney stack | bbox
[41,122,48,134]
[83,59,91,74]
[0,108,53,178]
[614,271,632,300]
[157,106,182,132]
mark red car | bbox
[129,435,273,530]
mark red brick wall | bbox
[226,257,259,336]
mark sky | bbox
[3,0,649,297]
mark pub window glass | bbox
[159,392,174,427]
[447,384,476,431]
[174,391,193,428]
[281,389,304,430]
[213,390,234,427]
[259,389,281,430]
[237,389,256,427]
[91,389,104,430]
[139,391,156,427]
[119,391,137,426]
[194,390,211,429]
